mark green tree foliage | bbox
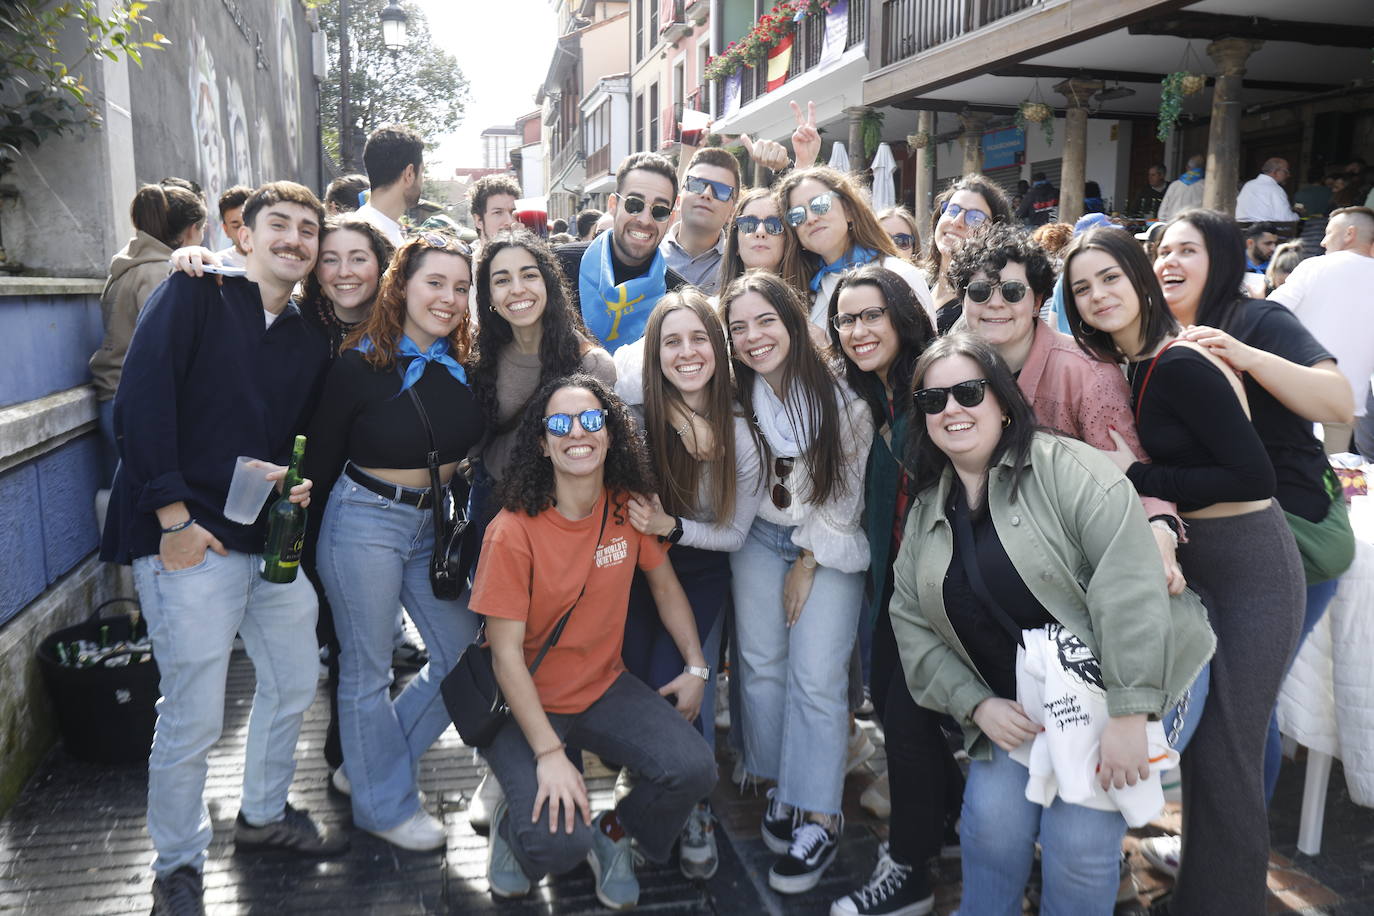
[318,0,470,162]
[0,0,168,177]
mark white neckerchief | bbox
[751,373,815,459]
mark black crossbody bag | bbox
[404,385,475,600]
[442,498,608,748]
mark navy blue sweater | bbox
[101,273,331,564]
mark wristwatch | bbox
[684,665,711,681]
[660,517,684,545]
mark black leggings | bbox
[871,595,964,865]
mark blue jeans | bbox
[958,745,1128,916]
[1264,577,1341,802]
[133,549,319,876]
[729,518,863,815]
[317,472,480,832]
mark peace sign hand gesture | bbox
[790,100,821,169]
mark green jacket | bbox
[863,398,909,622]
[889,431,1215,760]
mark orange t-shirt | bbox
[469,491,670,714]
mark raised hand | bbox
[740,134,790,171]
[790,100,821,169]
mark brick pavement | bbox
[2,648,1372,915]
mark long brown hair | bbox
[921,174,1014,285]
[775,166,899,280]
[720,269,848,506]
[643,289,738,521]
[300,215,396,347]
[343,234,475,368]
[717,187,809,295]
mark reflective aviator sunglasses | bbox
[617,193,673,222]
[785,192,834,228]
[544,408,608,437]
[913,379,990,415]
[684,174,736,202]
[736,214,785,236]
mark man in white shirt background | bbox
[1157,154,1206,221]
[354,125,424,246]
[1236,158,1301,223]
[1269,206,1374,453]
[214,186,252,268]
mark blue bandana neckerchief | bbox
[577,229,668,354]
[811,245,878,292]
[1178,167,1204,186]
[354,333,468,395]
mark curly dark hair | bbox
[470,228,597,431]
[947,222,1056,304]
[497,373,655,522]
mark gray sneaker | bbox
[150,865,204,916]
[679,802,719,880]
[487,800,532,898]
[233,803,348,857]
[587,811,641,909]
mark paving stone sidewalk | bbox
[2,648,1371,914]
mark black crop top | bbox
[1124,346,1275,512]
[304,349,487,500]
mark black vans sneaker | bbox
[830,842,934,916]
[233,803,348,857]
[769,816,841,894]
[150,865,204,916]
[761,786,796,854]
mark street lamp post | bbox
[338,0,410,171]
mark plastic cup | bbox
[680,108,711,146]
[223,456,276,525]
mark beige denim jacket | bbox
[889,431,1216,760]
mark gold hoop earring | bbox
[1002,415,1012,428]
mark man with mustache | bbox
[101,181,343,916]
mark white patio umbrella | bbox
[870,143,896,210]
[827,141,850,172]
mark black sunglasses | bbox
[891,233,915,250]
[684,174,736,202]
[544,408,607,437]
[618,194,673,222]
[736,215,785,236]
[913,379,990,415]
[965,279,1029,304]
[785,192,833,228]
[771,456,794,510]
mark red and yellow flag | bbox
[766,34,792,92]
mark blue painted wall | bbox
[0,293,105,409]
[0,434,102,626]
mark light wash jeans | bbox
[317,473,480,832]
[953,667,1209,916]
[133,549,320,877]
[729,518,864,815]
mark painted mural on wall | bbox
[129,0,318,251]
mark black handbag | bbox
[405,385,475,600]
[442,498,608,748]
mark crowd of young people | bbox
[95,111,1361,916]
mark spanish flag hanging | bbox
[766,34,792,92]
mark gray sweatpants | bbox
[1172,503,1304,915]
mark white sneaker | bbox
[714,674,731,731]
[368,806,446,851]
[859,772,890,819]
[613,766,635,804]
[330,767,351,797]
[1139,834,1182,878]
[468,770,503,834]
[846,723,876,774]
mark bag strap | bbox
[949,490,1025,648]
[404,381,449,549]
[1132,339,1179,425]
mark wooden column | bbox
[1203,38,1263,215]
[1053,77,1103,225]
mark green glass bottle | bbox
[261,435,308,583]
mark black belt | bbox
[345,464,432,509]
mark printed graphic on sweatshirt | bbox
[1049,623,1104,693]
[595,536,629,569]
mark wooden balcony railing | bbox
[551,125,583,180]
[881,0,1035,66]
[586,143,611,179]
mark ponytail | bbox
[129,182,206,248]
